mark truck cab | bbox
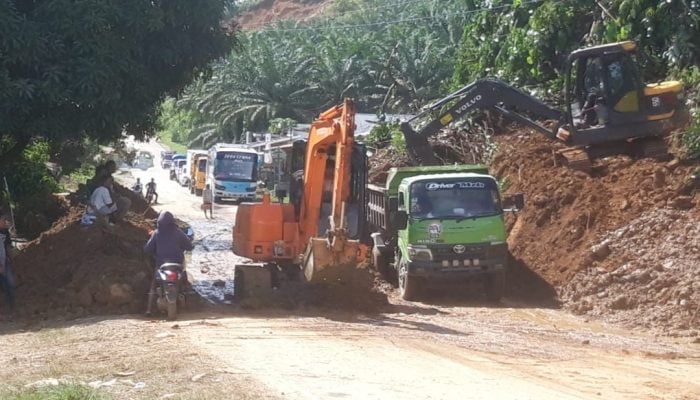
[190,155,208,196]
[367,166,522,301]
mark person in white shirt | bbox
[89,176,129,222]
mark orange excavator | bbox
[232,99,368,293]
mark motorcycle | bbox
[155,262,187,320]
[145,188,156,205]
[152,227,194,320]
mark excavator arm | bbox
[401,78,564,165]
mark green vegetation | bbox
[162,0,700,159]
[0,0,232,159]
[676,67,700,158]
[0,140,63,238]
[162,0,471,147]
[156,98,191,152]
[269,118,298,135]
[1,0,232,237]
[451,0,700,153]
[159,130,189,154]
[1,384,109,400]
[364,122,406,154]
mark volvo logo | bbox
[453,245,466,254]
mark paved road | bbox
[126,139,700,400]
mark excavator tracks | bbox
[556,136,669,175]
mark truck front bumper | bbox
[215,191,256,201]
[406,257,506,280]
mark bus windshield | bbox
[214,152,257,181]
[409,178,501,219]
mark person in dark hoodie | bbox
[144,211,194,315]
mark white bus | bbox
[207,144,260,203]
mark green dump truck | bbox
[366,165,523,301]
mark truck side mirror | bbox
[394,211,408,230]
[388,197,399,212]
[514,193,525,210]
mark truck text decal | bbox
[425,181,486,190]
[218,153,255,161]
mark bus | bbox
[207,144,260,203]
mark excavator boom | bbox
[402,78,563,165]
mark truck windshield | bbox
[197,159,207,171]
[214,152,257,181]
[409,178,501,219]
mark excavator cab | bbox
[563,41,685,155]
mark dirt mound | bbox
[369,128,493,184]
[11,207,156,318]
[493,132,697,287]
[562,208,699,335]
[492,131,698,334]
[237,0,332,30]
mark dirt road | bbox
[116,142,700,400]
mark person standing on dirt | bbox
[143,211,194,315]
[146,178,159,204]
[201,184,213,219]
[0,212,16,320]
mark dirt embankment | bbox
[9,184,158,319]
[237,0,331,30]
[492,132,699,334]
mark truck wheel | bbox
[234,269,244,299]
[190,184,194,194]
[398,260,420,301]
[485,270,505,303]
[195,189,203,197]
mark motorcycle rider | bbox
[145,178,158,204]
[143,211,193,316]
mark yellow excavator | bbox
[232,99,368,295]
[402,41,688,171]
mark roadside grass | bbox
[1,384,109,400]
[158,131,188,154]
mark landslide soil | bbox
[237,0,332,30]
[491,131,699,333]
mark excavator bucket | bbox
[302,237,368,283]
[556,147,592,174]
